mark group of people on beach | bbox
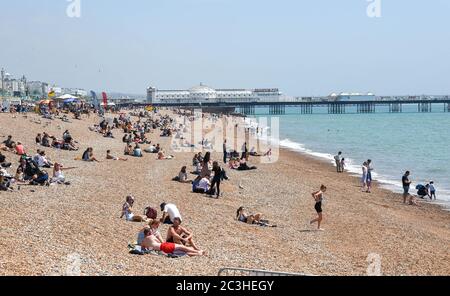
[121,196,206,257]
[0,132,77,190]
[335,150,438,205]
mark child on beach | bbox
[428,181,436,200]
[120,195,150,222]
[310,185,327,231]
[340,158,346,172]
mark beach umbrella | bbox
[57,94,79,100]
[63,98,79,104]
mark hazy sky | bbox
[1,0,449,96]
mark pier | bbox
[121,96,450,116]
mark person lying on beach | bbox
[50,162,76,185]
[106,150,128,161]
[157,150,174,160]
[237,159,257,171]
[159,202,182,225]
[141,231,206,257]
[228,158,240,170]
[310,185,326,231]
[120,195,150,222]
[82,147,100,162]
[249,147,261,157]
[173,166,191,183]
[166,217,200,250]
[236,207,276,227]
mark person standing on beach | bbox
[428,181,437,200]
[365,159,373,193]
[402,171,412,204]
[361,162,368,191]
[223,140,227,164]
[310,185,327,231]
[334,152,342,173]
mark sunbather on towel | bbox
[141,229,206,257]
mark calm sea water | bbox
[252,105,450,207]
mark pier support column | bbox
[357,103,375,113]
[418,102,431,113]
[300,104,312,114]
[327,103,345,114]
[240,105,255,115]
[269,105,286,115]
[445,103,450,112]
[389,103,402,113]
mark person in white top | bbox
[50,162,76,184]
[160,202,182,225]
[198,177,211,193]
[428,181,437,200]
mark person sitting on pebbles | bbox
[141,228,207,257]
[1,135,16,152]
[120,195,150,222]
[137,220,164,246]
[82,147,100,162]
[166,217,200,251]
[236,206,276,227]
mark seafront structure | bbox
[146,83,282,105]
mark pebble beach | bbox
[0,111,449,276]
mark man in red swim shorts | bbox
[160,242,176,254]
[141,229,206,257]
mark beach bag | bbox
[144,207,158,219]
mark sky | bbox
[0,0,449,96]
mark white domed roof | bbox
[189,84,216,93]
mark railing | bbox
[218,267,311,276]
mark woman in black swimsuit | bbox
[310,185,327,231]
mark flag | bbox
[90,91,100,110]
[48,90,56,98]
[102,92,108,107]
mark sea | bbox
[249,104,450,209]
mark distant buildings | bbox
[0,67,87,100]
[146,83,282,104]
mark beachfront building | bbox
[146,84,282,105]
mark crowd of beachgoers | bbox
[0,105,284,258]
[1,104,449,276]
